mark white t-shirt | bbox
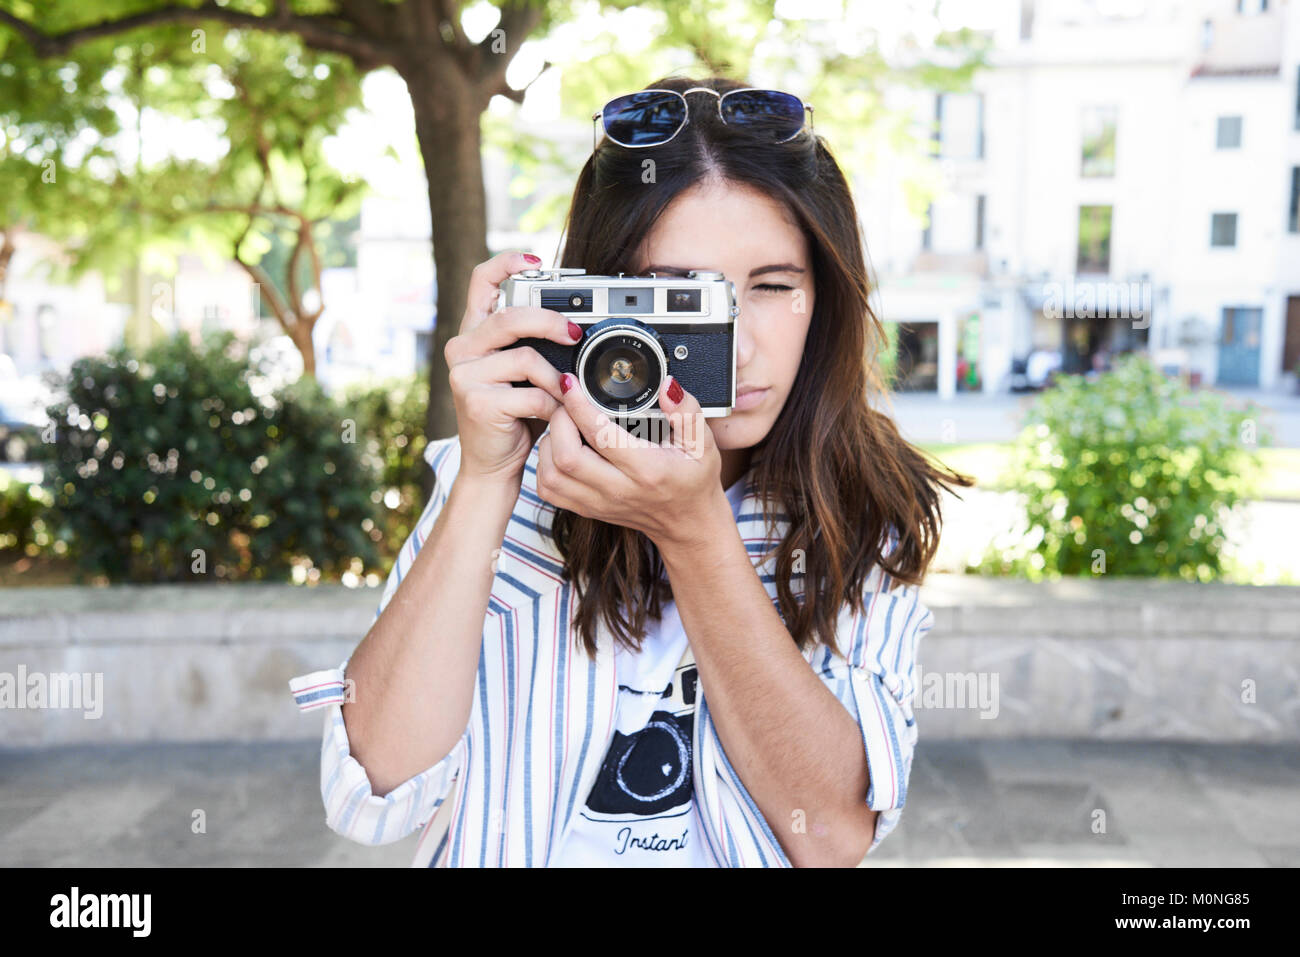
[550,474,749,867]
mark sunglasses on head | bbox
[592,87,814,150]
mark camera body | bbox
[501,267,739,421]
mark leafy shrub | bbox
[339,373,431,559]
[42,331,384,583]
[0,474,54,554]
[976,354,1269,581]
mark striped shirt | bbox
[288,430,932,867]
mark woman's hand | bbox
[444,250,584,485]
[535,372,730,550]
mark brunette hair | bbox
[550,73,974,660]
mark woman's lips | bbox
[733,387,769,411]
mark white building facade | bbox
[870,0,1300,396]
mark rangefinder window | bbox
[609,288,653,313]
[667,288,701,312]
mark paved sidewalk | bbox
[1,738,1295,867]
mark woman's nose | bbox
[734,309,756,372]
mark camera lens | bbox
[577,323,665,415]
[595,347,647,399]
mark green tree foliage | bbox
[977,355,1270,581]
[5,1,986,484]
[0,20,120,302]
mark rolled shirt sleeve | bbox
[288,658,468,845]
[809,563,930,856]
[287,435,467,845]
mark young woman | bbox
[289,75,972,867]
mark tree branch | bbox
[233,231,295,335]
[1,2,396,73]
[493,59,552,103]
[434,0,472,52]
[475,0,544,81]
[301,219,325,323]
[286,226,306,319]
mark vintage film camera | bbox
[501,267,739,422]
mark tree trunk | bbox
[403,60,492,500]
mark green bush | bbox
[42,331,384,583]
[0,474,54,554]
[340,372,430,559]
[976,354,1269,581]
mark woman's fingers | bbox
[657,375,712,460]
[479,386,563,426]
[468,306,582,356]
[461,250,539,331]
[455,345,566,400]
[546,401,629,489]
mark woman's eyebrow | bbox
[643,263,805,277]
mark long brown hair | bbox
[551,74,974,660]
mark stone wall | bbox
[1,575,1296,746]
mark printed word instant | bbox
[49,887,151,937]
[614,826,690,854]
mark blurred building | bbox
[868,0,1300,396]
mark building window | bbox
[936,92,984,160]
[975,194,986,250]
[201,303,223,332]
[921,201,933,251]
[1216,116,1242,148]
[1210,212,1238,247]
[1289,167,1299,233]
[1077,205,1112,273]
[1081,106,1117,177]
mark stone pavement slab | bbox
[1,738,1295,867]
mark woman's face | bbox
[633,178,815,452]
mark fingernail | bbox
[561,373,575,395]
[522,253,541,264]
[567,321,583,342]
[666,375,684,404]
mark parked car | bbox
[1009,350,1063,392]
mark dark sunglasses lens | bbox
[720,91,805,141]
[602,91,685,146]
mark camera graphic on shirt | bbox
[586,665,698,817]
[501,268,739,423]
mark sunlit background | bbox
[1,0,1297,871]
[4,0,1297,588]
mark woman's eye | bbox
[754,284,793,293]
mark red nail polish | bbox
[523,253,541,264]
[567,321,583,341]
[666,376,684,404]
[561,373,575,394]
